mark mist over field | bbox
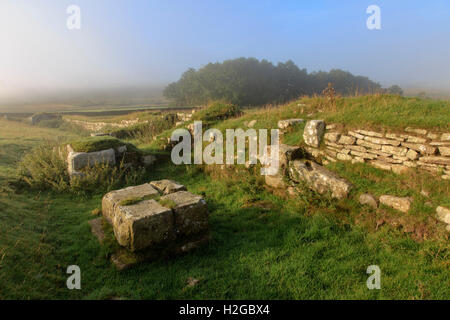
[1,0,450,109]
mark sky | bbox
[1,0,450,102]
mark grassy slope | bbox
[0,95,449,299]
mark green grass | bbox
[301,94,450,131]
[0,95,449,300]
[69,136,129,153]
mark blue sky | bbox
[1,0,450,99]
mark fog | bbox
[2,0,450,106]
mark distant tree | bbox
[164,58,383,106]
[386,85,404,96]
[416,91,427,99]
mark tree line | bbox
[164,57,403,106]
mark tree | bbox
[164,58,383,106]
[386,85,404,96]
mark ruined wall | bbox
[304,123,450,180]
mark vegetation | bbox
[164,58,387,106]
[69,136,129,153]
[0,93,449,299]
[192,102,242,122]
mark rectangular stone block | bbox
[356,139,382,150]
[160,191,209,237]
[355,130,383,137]
[112,200,175,252]
[381,145,408,156]
[418,156,450,166]
[102,183,159,223]
[401,142,436,155]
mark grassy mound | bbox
[192,102,241,122]
[69,136,141,154]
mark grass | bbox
[0,95,449,300]
[69,136,130,153]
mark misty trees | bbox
[164,57,384,106]
[386,85,404,96]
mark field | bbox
[0,95,449,299]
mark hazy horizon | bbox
[2,0,450,105]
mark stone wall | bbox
[299,122,450,180]
[65,118,147,132]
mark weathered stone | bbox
[441,133,450,141]
[381,145,408,157]
[348,131,365,139]
[325,156,337,163]
[391,164,410,175]
[418,156,450,166]
[427,133,439,140]
[438,146,450,157]
[305,147,325,159]
[442,175,450,180]
[403,161,418,168]
[356,139,382,150]
[111,199,175,252]
[393,155,409,161]
[102,183,160,223]
[418,163,443,173]
[325,149,337,158]
[265,174,286,189]
[89,218,105,243]
[405,127,427,135]
[325,141,344,149]
[359,193,378,209]
[365,136,401,147]
[385,133,407,142]
[150,180,186,195]
[366,149,393,157]
[350,150,377,159]
[160,191,208,237]
[337,153,352,161]
[338,135,356,145]
[378,156,403,164]
[324,132,341,143]
[370,160,392,171]
[326,124,337,130]
[436,206,450,224]
[289,160,353,199]
[430,141,450,146]
[351,157,365,164]
[401,142,436,155]
[406,149,419,160]
[247,120,257,128]
[406,136,427,144]
[303,120,326,148]
[355,130,383,137]
[68,148,116,176]
[278,119,304,130]
[379,195,412,213]
[346,145,367,152]
[263,144,306,175]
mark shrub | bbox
[17,140,70,192]
[110,115,176,143]
[36,118,65,129]
[192,102,242,122]
[17,140,148,195]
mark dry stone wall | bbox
[304,123,450,180]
